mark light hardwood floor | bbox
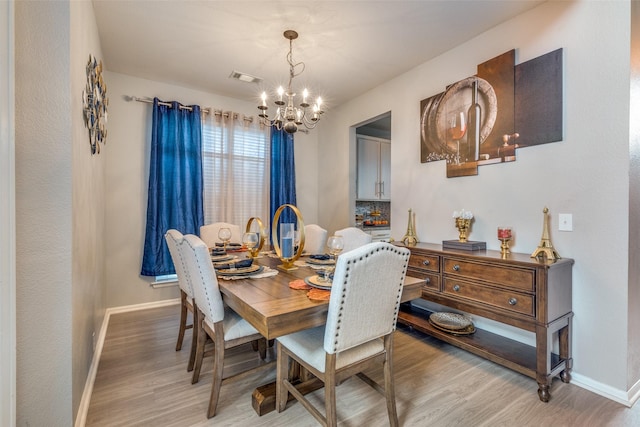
[85,304,640,426]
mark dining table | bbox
[216,250,424,416]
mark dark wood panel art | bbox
[420,48,564,178]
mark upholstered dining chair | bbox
[276,242,411,427]
[304,224,328,254]
[334,226,373,254]
[164,229,197,372]
[199,222,243,247]
[181,233,272,418]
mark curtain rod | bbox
[130,96,254,123]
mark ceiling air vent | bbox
[229,70,262,84]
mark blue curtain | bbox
[141,98,204,276]
[269,126,297,243]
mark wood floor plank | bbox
[85,305,640,426]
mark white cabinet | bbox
[357,136,391,201]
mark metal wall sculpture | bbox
[82,54,109,154]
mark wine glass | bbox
[242,232,259,258]
[323,235,344,282]
[327,235,344,259]
[447,110,467,165]
[217,227,232,251]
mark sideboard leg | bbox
[537,383,550,402]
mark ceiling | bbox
[93,1,545,109]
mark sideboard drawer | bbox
[443,278,535,317]
[409,253,440,272]
[407,268,440,292]
[443,258,534,292]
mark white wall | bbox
[15,0,107,423]
[15,1,73,425]
[103,72,318,307]
[0,1,16,425]
[70,0,106,420]
[318,0,635,400]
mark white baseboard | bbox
[571,372,635,407]
[74,298,180,427]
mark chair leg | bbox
[192,310,207,384]
[176,291,188,351]
[258,338,267,360]
[383,335,399,427]
[325,354,338,427]
[276,342,289,412]
[207,325,225,418]
[187,306,198,372]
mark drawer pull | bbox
[508,297,518,306]
[453,264,460,271]
[453,284,460,292]
[422,260,430,266]
[425,278,431,284]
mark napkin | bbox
[215,242,242,248]
[210,248,227,256]
[215,258,253,270]
[309,254,331,260]
[218,267,279,280]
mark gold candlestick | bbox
[497,227,512,258]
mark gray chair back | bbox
[182,234,225,323]
[323,242,410,354]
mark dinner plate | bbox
[428,320,476,336]
[211,254,235,263]
[304,275,333,290]
[306,258,335,266]
[429,312,473,330]
[216,265,264,276]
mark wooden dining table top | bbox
[217,253,424,340]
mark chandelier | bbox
[258,30,324,134]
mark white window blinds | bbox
[201,112,270,228]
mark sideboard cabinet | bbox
[396,242,573,402]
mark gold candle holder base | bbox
[276,259,298,272]
[499,238,511,258]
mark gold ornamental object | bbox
[455,218,472,243]
[271,204,305,271]
[531,207,561,261]
[402,208,419,246]
[245,217,266,258]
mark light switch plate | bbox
[558,213,573,231]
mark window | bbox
[201,113,270,228]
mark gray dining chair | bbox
[304,223,328,254]
[164,229,197,372]
[199,222,243,247]
[334,226,372,253]
[275,242,410,427]
[180,233,272,418]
